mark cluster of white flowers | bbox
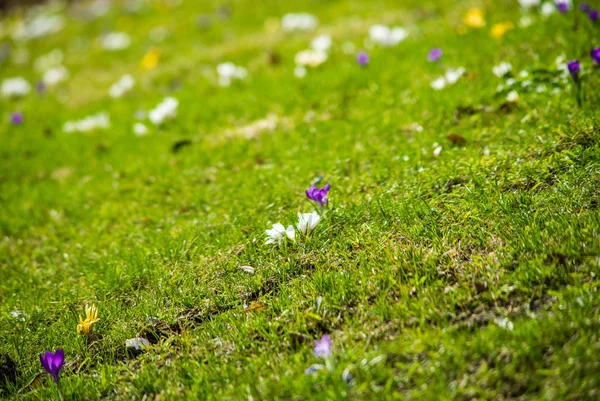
[493,62,512,78]
[1,77,31,98]
[294,34,332,78]
[517,0,570,17]
[430,68,466,91]
[281,12,318,32]
[149,97,178,125]
[33,49,69,86]
[216,62,248,87]
[101,32,131,50]
[369,25,408,47]
[109,75,135,98]
[265,212,321,245]
[12,14,65,41]
[63,113,110,133]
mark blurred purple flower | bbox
[591,47,600,67]
[580,3,591,12]
[589,9,599,22]
[36,81,47,93]
[567,60,580,81]
[556,1,570,12]
[306,184,330,206]
[11,112,23,125]
[40,349,64,386]
[356,52,369,66]
[314,335,331,357]
[427,48,442,62]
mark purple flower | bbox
[556,1,570,13]
[567,60,581,81]
[314,335,331,358]
[10,112,23,125]
[591,47,600,67]
[40,349,64,386]
[306,184,330,206]
[356,51,369,66]
[427,48,442,62]
[589,9,599,23]
[580,3,591,12]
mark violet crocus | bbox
[592,47,600,67]
[306,184,330,207]
[556,1,570,12]
[589,9,599,23]
[40,349,65,400]
[356,51,369,66]
[314,335,331,358]
[567,60,581,81]
[427,48,442,63]
[10,112,23,125]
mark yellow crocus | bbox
[77,305,100,335]
[463,8,486,28]
[140,48,160,71]
[491,21,514,39]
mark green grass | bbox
[1,0,600,399]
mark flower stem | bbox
[57,385,65,401]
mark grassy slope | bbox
[1,0,600,399]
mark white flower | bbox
[281,12,318,32]
[1,77,31,97]
[63,113,110,133]
[109,74,135,98]
[430,77,446,90]
[101,32,131,50]
[445,67,465,84]
[295,49,328,68]
[133,123,148,136]
[12,14,64,41]
[541,2,556,16]
[519,15,534,27]
[493,62,512,78]
[495,317,514,331]
[148,97,178,125]
[311,34,332,53]
[296,212,321,235]
[369,25,408,47]
[294,66,307,79]
[433,146,443,157]
[217,62,248,87]
[42,66,69,86]
[266,223,295,244]
[518,0,541,8]
[507,90,520,102]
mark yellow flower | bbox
[77,305,100,335]
[140,48,160,70]
[491,21,514,39]
[463,8,486,28]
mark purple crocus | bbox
[356,51,369,66]
[580,3,591,12]
[427,48,442,63]
[556,1,570,13]
[567,60,581,81]
[40,349,64,387]
[306,184,330,207]
[314,335,331,358]
[589,9,599,23]
[591,47,600,67]
[10,112,24,125]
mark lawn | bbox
[1,0,600,399]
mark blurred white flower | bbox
[430,77,446,90]
[1,77,31,97]
[295,49,327,68]
[217,62,248,87]
[101,32,131,50]
[444,67,465,84]
[369,25,408,47]
[281,12,318,32]
[296,212,321,235]
[266,223,295,244]
[518,0,541,8]
[541,2,556,16]
[294,66,307,78]
[507,90,520,102]
[433,146,442,157]
[519,15,534,27]
[493,62,512,78]
[149,97,178,125]
[109,74,135,98]
[42,66,69,86]
[12,14,64,41]
[133,123,148,136]
[495,317,514,331]
[63,113,110,133]
[311,34,332,53]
